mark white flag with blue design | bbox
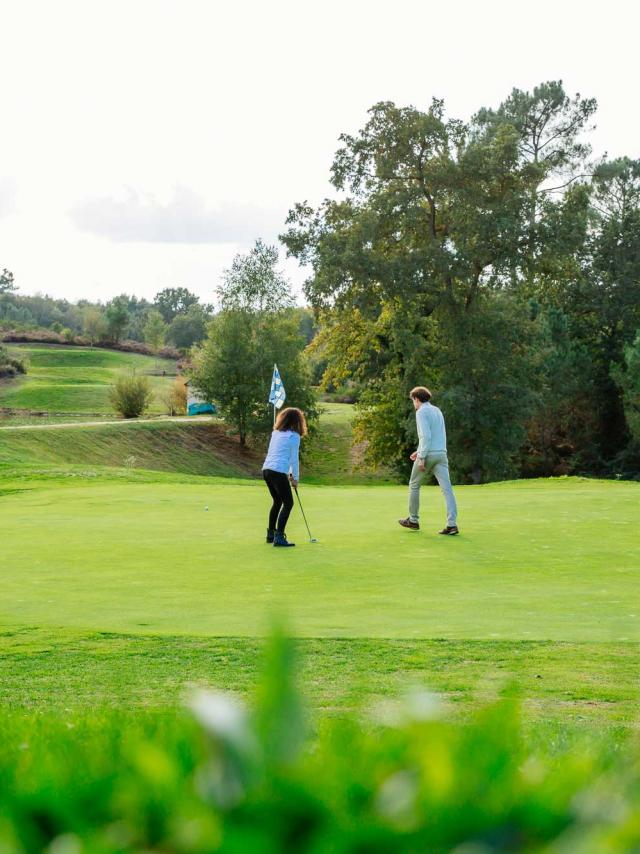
[269,364,286,409]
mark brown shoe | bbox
[398,518,419,530]
[439,526,459,536]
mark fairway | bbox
[2,476,638,641]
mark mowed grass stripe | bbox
[1,630,638,729]
[1,477,638,640]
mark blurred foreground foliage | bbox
[1,633,640,852]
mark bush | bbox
[109,372,153,418]
[0,345,27,378]
[162,377,188,415]
[2,634,640,852]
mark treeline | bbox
[0,272,212,352]
[282,81,640,482]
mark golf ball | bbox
[204,506,209,511]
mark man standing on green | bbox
[398,386,459,535]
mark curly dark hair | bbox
[274,407,308,436]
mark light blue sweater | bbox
[262,429,300,480]
[416,402,447,459]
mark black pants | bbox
[263,469,294,533]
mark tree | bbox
[544,157,640,462]
[190,310,316,446]
[105,296,130,344]
[189,244,316,445]
[82,306,107,346]
[521,307,599,477]
[143,309,167,353]
[474,81,596,265]
[154,287,200,323]
[282,96,545,480]
[218,240,293,313]
[167,304,208,349]
[613,331,640,444]
[0,268,17,294]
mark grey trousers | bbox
[408,451,457,527]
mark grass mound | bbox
[0,343,177,414]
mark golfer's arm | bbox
[417,416,431,460]
[289,435,300,481]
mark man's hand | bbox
[410,452,418,461]
[289,476,298,488]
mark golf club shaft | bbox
[294,486,315,541]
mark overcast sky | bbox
[0,0,638,305]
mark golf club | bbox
[294,486,318,543]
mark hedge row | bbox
[0,328,180,359]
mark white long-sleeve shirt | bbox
[262,429,300,480]
[416,402,447,459]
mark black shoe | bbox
[439,526,459,536]
[398,517,420,530]
[273,531,295,547]
[266,528,275,543]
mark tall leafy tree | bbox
[143,309,167,353]
[218,240,293,313]
[613,331,640,444]
[282,95,555,480]
[154,287,200,323]
[189,243,316,446]
[105,295,130,344]
[168,304,209,350]
[474,81,596,265]
[82,306,107,346]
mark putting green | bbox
[1,477,638,640]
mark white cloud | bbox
[69,187,286,246]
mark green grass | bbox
[1,474,638,643]
[1,629,637,732]
[0,421,258,477]
[0,403,638,731]
[0,344,177,414]
[305,403,395,484]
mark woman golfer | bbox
[262,407,307,547]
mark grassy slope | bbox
[304,403,395,484]
[0,402,373,481]
[0,421,260,477]
[0,344,177,414]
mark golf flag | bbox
[269,364,286,410]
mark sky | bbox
[0,0,638,306]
